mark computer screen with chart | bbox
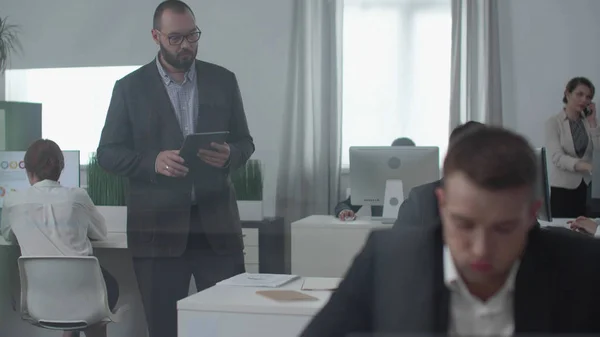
[0,150,80,208]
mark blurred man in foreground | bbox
[302,127,600,337]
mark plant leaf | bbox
[0,16,23,74]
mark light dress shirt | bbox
[444,245,520,337]
[0,180,106,256]
[155,56,199,203]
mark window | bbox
[5,66,141,164]
[342,0,452,167]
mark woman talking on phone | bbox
[545,77,600,218]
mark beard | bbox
[159,43,197,71]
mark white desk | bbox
[0,206,261,337]
[0,206,128,248]
[0,205,260,268]
[177,278,331,337]
[291,215,392,278]
[539,218,572,228]
[290,215,576,279]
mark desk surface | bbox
[292,215,393,229]
[0,209,576,249]
[293,215,574,229]
[177,278,332,316]
[539,218,572,228]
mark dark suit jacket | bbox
[301,224,600,337]
[97,59,254,257]
[334,196,383,217]
[393,179,442,227]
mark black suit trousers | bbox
[132,206,245,337]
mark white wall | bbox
[5,0,600,216]
[499,0,600,147]
[2,0,294,217]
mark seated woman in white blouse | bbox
[0,139,118,337]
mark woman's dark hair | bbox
[24,139,64,181]
[563,77,595,104]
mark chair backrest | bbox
[18,256,111,329]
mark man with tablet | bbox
[96,1,254,336]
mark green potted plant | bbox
[0,17,21,311]
[0,16,21,74]
[231,159,263,221]
[87,153,128,223]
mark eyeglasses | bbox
[158,27,202,45]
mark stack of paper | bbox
[217,273,299,288]
[256,290,319,302]
[301,277,342,291]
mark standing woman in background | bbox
[545,77,600,218]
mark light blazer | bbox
[544,110,600,189]
[97,59,255,258]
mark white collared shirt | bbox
[0,180,106,256]
[155,56,199,203]
[155,56,198,136]
[444,246,519,337]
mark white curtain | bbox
[449,0,503,128]
[275,0,343,223]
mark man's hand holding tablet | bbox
[155,150,188,177]
[198,142,230,167]
[155,132,230,177]
[180,131,230,168]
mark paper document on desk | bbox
[301,277,342,291]
[217,273,299,288]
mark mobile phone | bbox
[584,107,592,117]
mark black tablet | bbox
[180,131,229,161]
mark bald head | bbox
[153,0,195,30]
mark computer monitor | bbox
[0,150,80,208]
[592,150,600,199]
[588,150,600,217]
[534,147,552,222]
[349,146,440,207]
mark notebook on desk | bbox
[301,277,341,291]
[217,273,299,288]
[370,216,396,224]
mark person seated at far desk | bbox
[567,216,600,236]
[0,139,119,337]
[336,137,415,221]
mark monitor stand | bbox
[368,180,404,224]
[381,179,404,220]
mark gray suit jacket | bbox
[97,59,254,257]
[393,179,442,227]
[301,223,600,336]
